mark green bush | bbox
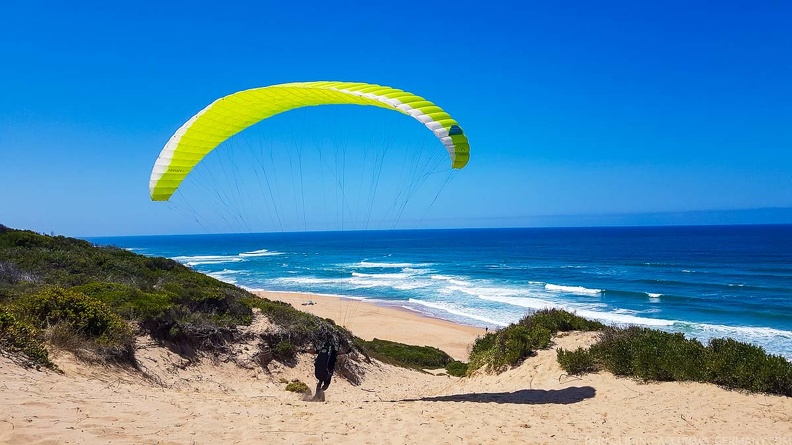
[521,308,606,333]
[705,338,792,396]
[590,327,709,382]
[560,325,792,397]
[244,296,357,360]
[16,286,132,347]
[468,325,552,373]
[445,360,468,377]
[557,347,595,375]
[0,308,52,368]
[272,340,296,360]
[467,309,604,375]
[357,338,453,369]
[285,380,310,393]
[74,282,173,320]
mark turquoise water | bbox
[90,225,792,359]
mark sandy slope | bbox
[2,293,791,445]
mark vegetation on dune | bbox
[285,380,311,393]
[467,309,604,374]
[352,337,473,376]
[354,337,454,371]
[557,326,792,397]
[466,306,792,397]
[0,308,53,368]
[556,346,596,375]
[0,225,358,373]
[444,360,468,377]
[240,297,355,363]
[14,286,135,364]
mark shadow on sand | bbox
[399,386,596,405]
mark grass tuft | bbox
[285,380,310,393]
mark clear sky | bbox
[1,0,791,236]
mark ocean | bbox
[88,225,792,359]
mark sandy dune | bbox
[2,292,791,444]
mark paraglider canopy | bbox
[149,81,471,202]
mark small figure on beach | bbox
[301,300,315,306]
[312,340,338,402]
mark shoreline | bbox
[255,290,484,360]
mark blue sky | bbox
[1,0,791,236]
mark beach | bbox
[2,290,791,444]
[255,290,484,360]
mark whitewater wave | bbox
[206,269,242,284]
[349,261,434,269]
[474,293,676,327]
[172,254,246,266]
[173,248,284,266]
[351,271,412,280]
[545,283,603,295]
[430,274,472,287]
[406,299,508,327]
[239,248,284,257]
[270,276,337,286]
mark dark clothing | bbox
[314,342,337,390]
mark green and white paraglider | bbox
[149,81,471,201]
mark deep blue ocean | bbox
[89,225,792,359]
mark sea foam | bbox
[406,299,508,327]
[545,283,603,295]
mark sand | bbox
[2,291,791,444]
[256,290,485,361]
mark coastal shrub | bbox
[272,340,296,360]
[588,327,636,376]
[243,296,357,358]
[0,226,361,381]
[0,261,40,285]
[74,282,173,320]
[0,308,53,368]
[591,327,708,382]
[705,338,792,396]
[356,338,453,369]
[141,305,240,358]
[285,380,310,393]
[467,309,603,375]
[445,360,468,377]
[557,347,595,375]
[16,287,132,345]
[521,308,605,334]
[559,325,792,397]
[499,325,543,365]
[468,325,552,373]
[14,286,135,363]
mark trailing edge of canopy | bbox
[149,81,471,201]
